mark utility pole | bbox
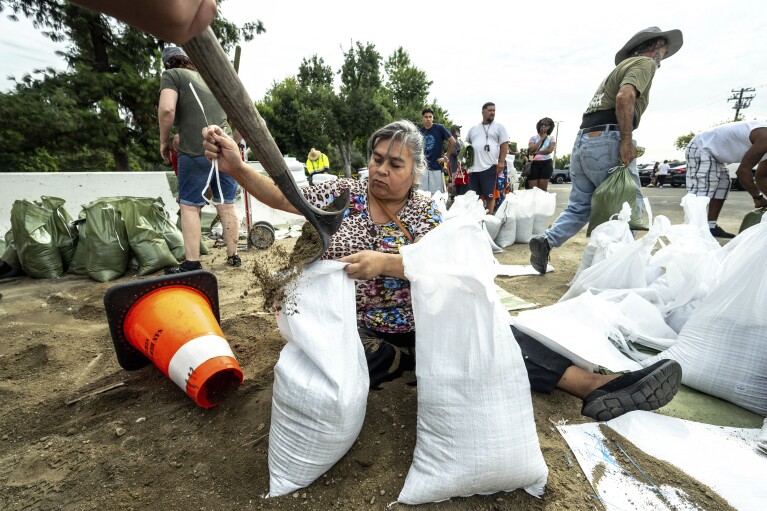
[727,87,755,121]
[553,121,562,166]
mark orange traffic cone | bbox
[104,270,243,408]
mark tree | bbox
[0,0,260,172]
[674,132,695,151]
[333,42,392,177]
[555,154,571,170]
[384,47,431,121]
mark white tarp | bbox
[558,411,767,511]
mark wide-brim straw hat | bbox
[614,27,683,65]
[308,148,321,160]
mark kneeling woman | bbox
[202,119,681,421]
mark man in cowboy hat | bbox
[305,148,330,185]
[530,27,683,274]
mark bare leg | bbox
[180,204,202,261]
[215,203,239,257]
[708,198,725,222]
[486,196,496,214]
[530,178,549,191]
[555,365,620,400]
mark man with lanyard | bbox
[306,148,330,185]
[529,27,683,274]
[418,108,455,194]
[464,102,509,213]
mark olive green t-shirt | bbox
[583,56,657,130]
[160,68,231,157]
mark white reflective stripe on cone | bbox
[167,335,236,392]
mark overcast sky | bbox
[1,0,765,165]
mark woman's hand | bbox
[339,250,404,280]
[202,125,243,177]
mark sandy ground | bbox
[0,184,749,511]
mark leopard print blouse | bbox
[302,178,442,333]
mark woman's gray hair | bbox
[367,119,427,182]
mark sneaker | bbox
[709,225,736,239]
[581,359,682,421]
[529,234,550,275]
[164,260,202,275]
[226,254,242,267]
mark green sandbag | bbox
[10,200,64,279]
[39,196,78,272]
[587,164,648,236]
[174,211,210,257]
[738,207,766,233]
[84,200,130,282]
[1,230,21,269]
[117,198,178,276]
[153,199,185,261]
[68,215,88,275]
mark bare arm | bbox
[442,136,456,165]
[497,141,509,172]
[339,251,405,280]
[158,88,178,163]
[72,0,217,44]
[202,125,300,214]
[615,83,638,165]
[755,161,767,201]
[737,129,767,207]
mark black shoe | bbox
[164,260,202,275]
[709,225,736,239]
[529,234,550,275]
[0,263,25,280]
[226,254,241,267]
[581,359,682,421]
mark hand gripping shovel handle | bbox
[182,28,348,262]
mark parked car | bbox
[550,168,571,184]
[669,164,686,187]
[637,163,655,186]
[726,162,757,190]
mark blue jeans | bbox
[178,155,239,207]
[544,130,642,248]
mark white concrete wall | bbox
[0,171,307,237]
[0,172,179,234]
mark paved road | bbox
[546,183,754,235]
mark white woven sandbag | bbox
[531,187,557,235]
[513,189,536,243]
[641,222,767,415]
[268,261,369,497]
[399,218,548,505]
[570,202,635,285]
[494,197,518,248]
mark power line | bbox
[728,87,756,121]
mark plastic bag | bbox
[268,261,369,497]
[39,196,78,272]
[10,199,63,279]
[587,165,647,235]
[84,199,130,282]
[738,207,766,233]
[493,196,517,248]
[1,230,21,270]
[398,218,548,504]
[531,187,557,235]
[641,222,767,415]
[118,198,178,276]
[513,189,536,243]
[571,202,635,285]
[561,215,668,302]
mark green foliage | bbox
[674,132,695,151]
[555,154,571,170]
[0,0,259,171]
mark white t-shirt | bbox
[658,163,670,175]
[692,120,767,164]
[464,122,510,172]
